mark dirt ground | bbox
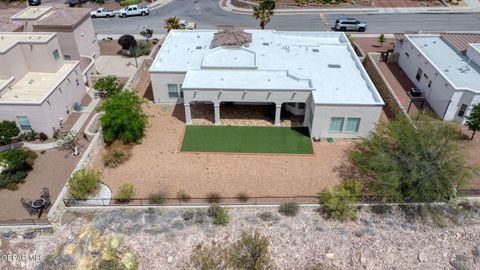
[95,104,353,199]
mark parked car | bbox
[410,87,422,97]
[334,17,367,32]
[90,8,115,18]
[117,5,150,18]
[179,20,197,30]
[68,0,89,7]
[28,0,41,6]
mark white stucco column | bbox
[214,103,220,125]
[303,103,310,127]
[274,104,281,126]
[184,103,192,125]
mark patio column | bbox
[184,103,192,125]
[274,104,281,126]
[214,103,220,125]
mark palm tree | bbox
[253,0,275,30]
[164,16,181,33]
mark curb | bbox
[148,0,174,10]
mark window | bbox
[428,80,432,88]
[168,84,178,98]
[405,52,410,57]
[329,117,344,132]
[345,118,361,133]
[423,73,428,79]
[52,49,60,60]
[64,55,71,60]
[416,68,423,81]
[76,79,79,86]
[180,84,184,98]
[16,116,32,131]
[458,104,468,118]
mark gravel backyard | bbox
[95,104,353,199]
[2,202,480,269]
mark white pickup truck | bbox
[118,5,150,18]
[90,8,115,18]
[179,19,196,30]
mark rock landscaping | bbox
[1,201,480,269]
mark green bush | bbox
[99,91,147,144]
[319,179,362,221]
[116,183,135,203]
[278,202,300,217]
[148,192,166,204]
[0,148,33,171]
[18,130,38,141]
[177,190,191,202]
[208,204,229,225]
[68,168,101,199]
[227,230,274,269]
[152,38,159,45]
[120,0,141,6]
[206,192,222,203]
[94,76,124,99]
[0,121,20,145]
[0,170,28,190]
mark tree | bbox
[0,148,31,172]
[164,16,181,33]
[0,121,20,145]
[349,116,474,202]
[118,34,137,51]
[94,76,124,99]
[56,130,81,156]
[98,91,147,144]
[140,29,153,42]
[253,0,276,30]
[378,33,385,47]
[465,103,480,140]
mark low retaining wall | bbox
[0,142,23,152]
[231,0,258,8]
[363,53,410,120]
[124,58,153,91]
[47,132,103,226]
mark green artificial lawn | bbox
[181,126,313,154]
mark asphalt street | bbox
[92,0,480,34]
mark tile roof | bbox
[441,33,480,54]
[32,7,90,28]
[212,30,252,48]
[0,9,23,32]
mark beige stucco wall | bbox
[0,46,29,80]
[0,63,86,137]
[73,18,100,59]
[150,72,186,103]
[310,104,382,138]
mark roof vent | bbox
[328,64,341,69]
[312,49,319,52]
[444,69,449,72]
[262,42,269,46]
[195,46,202,50]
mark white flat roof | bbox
[0,62,78,104]
[0,32,55,53]
[150,30,383,105]
[183,70,313,91]
[408,35,480,92]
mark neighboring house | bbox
[0,32,86,137]
[394,33,480,123]
[149,29,384,138]
[6,5,99,86]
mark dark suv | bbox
[334,17,367,32]
[28,0,41,6]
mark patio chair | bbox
[20,198,36,216]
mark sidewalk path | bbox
[221,0,473,14]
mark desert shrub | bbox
[152,38,159,45]
[18,130,38,141]
[115,183,135,203]
[68,168,101,199]
[0,148,34,171]
[278,202,299,217]
[186,242,225,270]
[148,192,166,204]
[236,192,249,202]
[208,204,229,225]
[0,170,28,190]
[349,116,474,202]
[206,192,222,203]
[227,230,274,270]
[259,211,274,221]
[103,142,132,168]
[182,210,195,221]
[0,120,20,145]
[319,179,362,221]
[177,190,191,202]
[194,210,207,224]
[120,0,141,6]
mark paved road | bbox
[92,0,480,34]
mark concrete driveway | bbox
[95,55,147,78]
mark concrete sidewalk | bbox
[221,0,475,14]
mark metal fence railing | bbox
[0,218,50,226]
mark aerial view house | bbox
[0,32,86,136]
[394,33,480,123]
[6,5,99,86]
[150,30,384,138]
